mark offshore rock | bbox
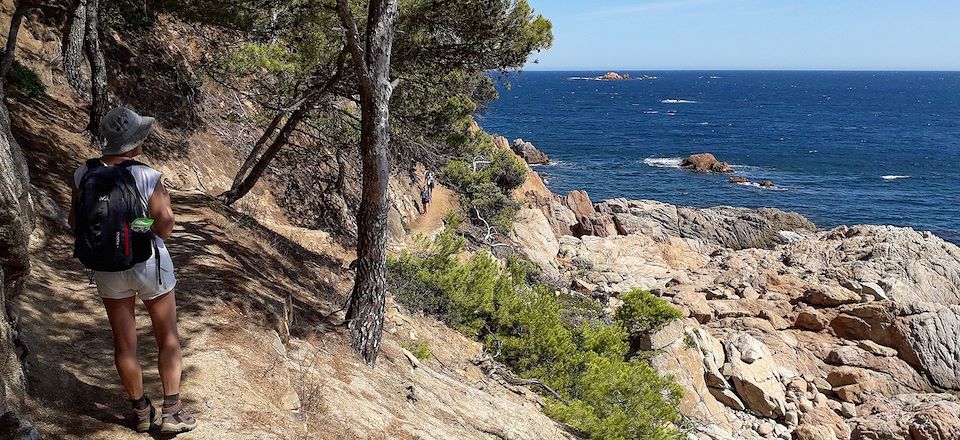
[681,153,734,173]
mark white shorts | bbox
[94,242,177,301]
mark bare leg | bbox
[103,297,143,400]
[143,291,181,396]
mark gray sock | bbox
[162,394,179,409]
[131,395,149,411]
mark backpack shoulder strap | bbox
[118,159,149,169]
[78,159,105,189]
[85,158,105,170]
[116,160,152,212]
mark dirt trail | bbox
[407,186,457,240]
[16,186,570,439]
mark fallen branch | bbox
[471,353,568,404]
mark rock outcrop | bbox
[509,208,561,280]
[511,138,550,165]
[681,153,734,173]
[595,199,816,249]
[0,100,32,416]
[850,394,960,440]
[520,171,960,439]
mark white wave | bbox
[644,157,683,168]
[643,110,659,114]
[882,175,911,180]
[661,99,699,104]
[709,76,721,79]
[734,181,788,191]
[698,122,709,126]
[567,76,601,81]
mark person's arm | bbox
[148,178,175,240]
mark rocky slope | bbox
[0,7,574,439]
[501,136,960,440]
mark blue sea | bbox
[477,71,960,243]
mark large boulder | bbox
[564,190,594,219]
[722,332,787,417]
[511,138,550,165]
[509,208,560,280]
[681,153,734,173]
[558,234,708,292]
[648,324,731,428]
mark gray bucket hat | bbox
[100,106,155,156]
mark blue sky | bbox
[524,0,960,71]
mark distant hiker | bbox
[421,185,431,214]
[425,170,435,192]
[68,107,197,434]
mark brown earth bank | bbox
[496,134,960,440]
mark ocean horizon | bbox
[478,70,960,243]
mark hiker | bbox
[68,107,197,434]
[425,170,435,193]
[421,185,431,214]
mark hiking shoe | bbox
[133,399,159,433]
[160,401,197,434]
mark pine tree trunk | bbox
[219,106,308,205]
[229,110,285,190]
[338,0,399,367]
[63,0,88,98]
[84,0,107,138]
[0,0,30,82]
[220,53,347,205]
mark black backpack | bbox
[74,159,156,272]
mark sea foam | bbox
[882,175,911,180]
[661,99,698,104]
[643,157,684,168]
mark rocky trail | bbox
[407,186,457,240]
[17,187,571,439]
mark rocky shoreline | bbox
[497,135,960,440]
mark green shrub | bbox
[4,59,45,98]
[401,340,432,361]
[615,289,684,335]
[388,232,684,439]
[546,354,684,440]
[439,129,526,230]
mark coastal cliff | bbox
[500,136,960,440]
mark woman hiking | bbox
[68,107,197,434]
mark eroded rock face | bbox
[850,394,960,440]
[783,225,960,305]
[509,208,560,280]
[0,100,32,415]
[723,333,787,418]
[595,199,816,249]
[831,302,960,391]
